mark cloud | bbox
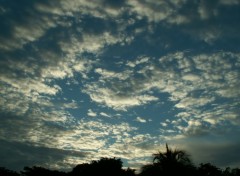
[0,0,240,171]
[58,0,125,19]
[175,137,240,168]
[62,101,78,109]
[0,108,150,170]
[182,74,201,81]
[82,51,240,136]
[0,0,139,141]
[0,1,57,51]
[175,97,215,109]
[220,0,240,5]
[100,112,111,118]
[2,46,238,171]
[198,0,219,20]
[160,122,168,127]
[126,0,186,23]
[84,84,158,111]
[0,0,131,82]
[0,139,88,171]
[126,56,150,68]
[95,68,132,80]
[87,109,97,117]
[135,117,147,123]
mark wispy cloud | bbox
[135,117,147,123]
[100,112,111,118]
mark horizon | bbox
[0,0,240,172]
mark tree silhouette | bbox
[69,157,134,176]
[231,168,240,176]
[21,166,66,176]
[0,167,20,176]
[139,163,161,176]
[69,163,91,176]
[197,163,222,176]
[153,143,191,165]
[123,167,136,176]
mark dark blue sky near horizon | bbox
[0,0,240,171]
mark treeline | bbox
[1,144,240,176]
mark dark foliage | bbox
[20,166,67,176]
[0,167,19,176]
[69,157,136,176]
[69,157,129,176]
[1,145,240,176]
[197,163,223,176]
[139,144,197,176]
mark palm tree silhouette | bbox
[140,144,196,176]
[153,143,191,166]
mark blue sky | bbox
[0,0,240,171]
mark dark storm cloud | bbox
[210,142,240,167]
[0,111,73,146]
[183,0,240,46]
[0,139,88,171]
[183,139,240,168]
[0,0,60,51]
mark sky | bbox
[0,0,240,172]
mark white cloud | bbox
[83,51,240,136]
[217,87,240,98]
[87,109,97,117]
[126,56,150,68]
[127,0,173,22]
[62,101,78,109]
[135,117,147,123]
[84,85,158,111]
[0,75,60,97]
[59,0,125,19]
[182,74,201,82]
[125,0,191,26]
[95,68,132,80]
[161,122,168,127]
[100,112,111,118]
[175,97,215,109]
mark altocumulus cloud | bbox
[0,0,240,172]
